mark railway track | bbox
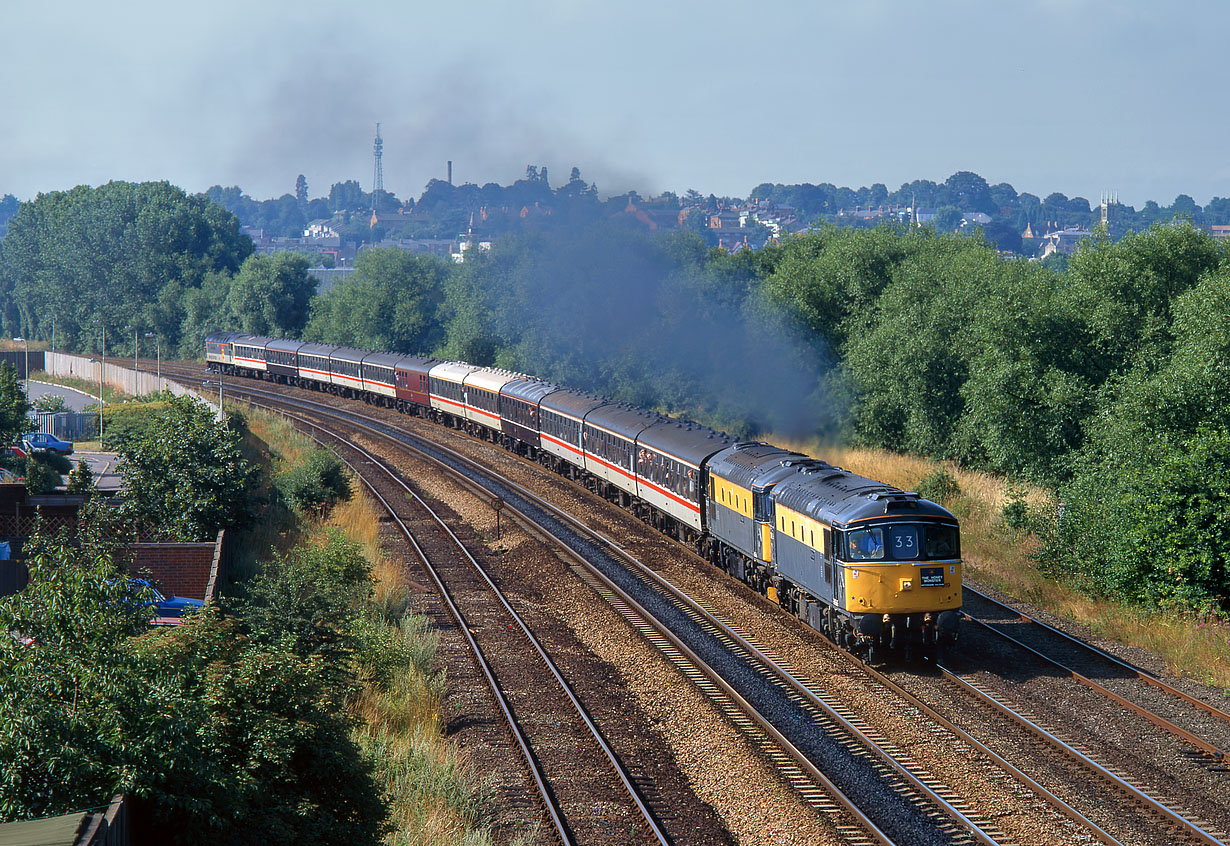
[216,375,1095,845]
[157,362,1230,845]
[268,403,672,844]
[962,585,1230,762]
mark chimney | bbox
[447,161,453,185]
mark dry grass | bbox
[775,438,1230,691]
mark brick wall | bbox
[129,542,217,601]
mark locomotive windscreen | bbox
[845,523,959,561]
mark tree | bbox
[0,363,30,447]
[303,249,448,353]
[0,181,250,347]
[930,206,963,233]
[295,174,308,208]
[117,395,254,541]
[328,180,365,212]
[66,458,94,494]
[225,253,315,338]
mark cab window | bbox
[848,528,884,560]
[925,525,960,559]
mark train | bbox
[206,331,963,659]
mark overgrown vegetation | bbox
[0,401,499,842]
[276,449,352,516]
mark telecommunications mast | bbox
[372,122,384,213]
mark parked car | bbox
[1,445,27,460]
[128,578,205,626]
[22,432,73,456]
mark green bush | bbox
[32,394,69,413]
[24,456,63,493]
[98,400,173,451]
[915,467,960,506]
[276,449,352,515]
[1000,483,1030,532]
[66,459,95,494]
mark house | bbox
[304,220,340,242]
[1039,226,1094,258]
[962,212,992,226]
[369,210,407,229]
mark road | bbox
[27,380,98,412]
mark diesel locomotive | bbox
[206,331,962,658]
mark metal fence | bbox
[32,410,100,441]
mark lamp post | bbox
[125,325,138,373]
[98,322,105,449]
[11,337,27,385]
[145,332,159,380]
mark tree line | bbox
[180,167,1230,256]
[0,181,316,361]
[309,218,1230,615]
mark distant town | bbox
[4,127,1230,290]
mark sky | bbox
[2,0,1227,209]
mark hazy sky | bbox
[2,0,1226,208]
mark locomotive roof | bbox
[361,351,404,368]
[707,442,818,489]
[637,419,737,467]
[501,377,558,405]
[584,403,661,440]
[540,388,608,420]
[205,331,245,345]
[773,468,956,526]
[465,367,526,393]
[296,342,338,357]
[266,338,304,353]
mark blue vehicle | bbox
[128,578,204,625]
[22,432,74,456]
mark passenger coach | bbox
[231,335,268,378]
[634,420,734,541]
[538,389,605,477]
[499,377,557,456]
[266,338,303,383]
[394,356,438,414]
[358,351,400,405]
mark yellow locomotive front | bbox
[768,470,963,661]
[838,516,963,657]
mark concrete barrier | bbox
[47,352,222,420]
